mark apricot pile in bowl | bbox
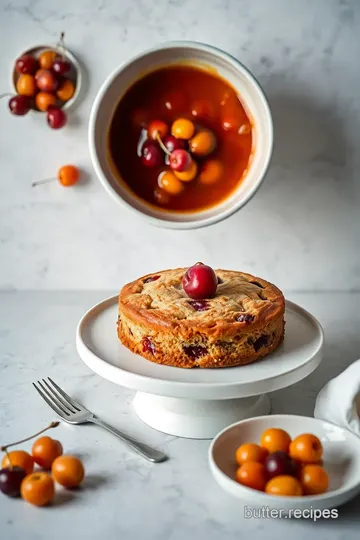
[235,427,329,496]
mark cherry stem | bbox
[0,93,13,101]
[5,449,13,471]
[57,32,66,61]
[32,178,56,187]
[156,132,171,156]
[1,421,59,452]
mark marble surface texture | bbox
[0,291,360,540]
[0,0,359,291]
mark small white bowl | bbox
[209,415,360,512]
[89,41,273,229]
[12,44,82,112]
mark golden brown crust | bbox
[118,268,285,368]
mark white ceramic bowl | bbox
[89,42,273,229]
[209,415,360,512]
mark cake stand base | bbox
[133,392,271,439]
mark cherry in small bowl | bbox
[52,59,71,75]
[15,54,38,75]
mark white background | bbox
[0,0,359,291]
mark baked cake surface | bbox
[118,269,285,368]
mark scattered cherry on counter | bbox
[7,94,31,116]
[47,106,67,129]
[0,467,27,497]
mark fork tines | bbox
[33,377,82,418]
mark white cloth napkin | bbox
[314,359,360,437]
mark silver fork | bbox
[33,377,167,463]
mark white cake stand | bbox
[76,296,323,439]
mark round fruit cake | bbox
[118,268,285,368]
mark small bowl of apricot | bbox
[209,415,360,512]
[89,41,273,229]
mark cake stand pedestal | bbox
[133,393,270,439]
[76,296,323,439]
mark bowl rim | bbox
[12,44,82,112]
[209,413,360,503]
[88,40,273,230]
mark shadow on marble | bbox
[51,490,75,507]
[81,473,112,490]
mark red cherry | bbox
[141,141,163,167]
[35,69,59,92]
[182,262,218,299]
[163,135,186,153]
[0,467,26,497]
[47,107,67,129]
[15,54,38,75]
[8,95,31,116]
[264,452,299,479]
[52,59,71,75]
[169,149,192,172]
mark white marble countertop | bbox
[1,291,360,539]
[0,0,360,291]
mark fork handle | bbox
[90,417,168,463]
